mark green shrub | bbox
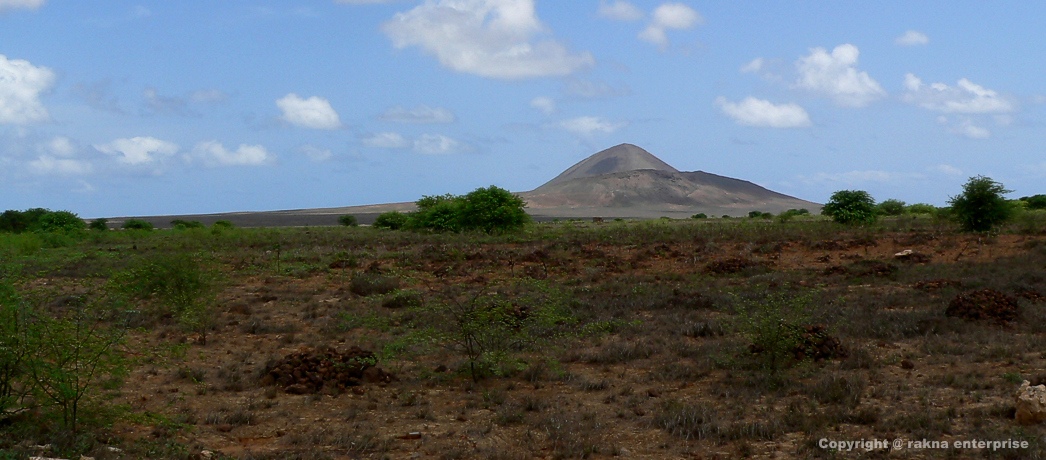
[691,213,707,219]
[905,203,937,214]
[876,199,906,216]
[212,220,234,229]
[38,211,86,233]
[171,219,205,230]
[748,211,772,219]
[88,218,109,231]
[349,273,400,297]
[122,219,153,231]
[109,254,216,343]
[0,282,29,418]
[373,211,410,230]
[1020,194,1046,210]
[457,186,531,233]
[948,175,1013,232]
[337,215,359,227]
[733,292,817,372]
[822,190,877,225]
[411,194,463,232]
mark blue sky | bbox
[2,0,1044,218]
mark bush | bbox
[171,219,205,230]
[1020,194,1046,210]
[734,292,817,372]
[122,219,153,231]
[337,215,359,227]
[876,199,906,216]
[212,220,234,229]
[349,273,400,297]
[748,211,772,219]
[457,186,531,233]
[906,203,937,214]
[691,213,707,219]
[373,211,410,230]
[948,176,1013,232]
[88,218,109,231]
[822,190,877,225]
[0,282,29,418]
[109,254,216,343]
[411,194,463,232]
[38,211,86,233]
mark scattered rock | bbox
[1015,380,1046,425]
[900,359,915,370]
[946,289,1019,323]
[263,347,394,394]
[894,249,931,264]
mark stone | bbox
[1015,380,1046,425]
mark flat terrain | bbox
[3,215,1046,459]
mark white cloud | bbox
[413,134,465,155]
[39,136,76,157]
[950,118,991,139]
[29,155,92,176]
[379,105,456,124]
[190,141,274,167]
[0,0,46,12]
[362,132,411,149]
[740,58,764,74]
[297,144,333,162]
[934,164,963,176]
[530,96,556,115]
[0,55,56,125]
[382,0,594,79]
[598,0,643,21]
[558,116,627,137]
[895,30,929,46]
[277,93,342,129]
[715,97,812,128]
[638,2,703,49]
[190,89,229,103]
[901,74,1016,114]
[794,44,885,107]
[95,137,179,165]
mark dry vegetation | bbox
[3,214,1046,459]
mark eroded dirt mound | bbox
[946,289,1019,323]
[793,324,847,361]
[261,346,393,394]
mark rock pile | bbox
[261,347,393,394]
[792,324,847,361]
[946,289,1019,323]
[1015,380,1046,425]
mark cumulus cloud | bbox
[895,30,929,46]
[948,117,991,139]
[638,2,703,49]
[277,93,342,129]
[382,0,594,79]
[715,97,811,128]
[379,105,456,124]
[902,74,1016,114]
[0,0,46,12]
[598,0,643,21]
[29,155,92,175]
[189,141,274,167]
[740,58,764,74]
[413,134,465,155]
[530,96,556,115]
[558,116,627,137]
[95,137,179,165]
[794,44,885,107]
[0,55,56,125]
[934,164,963,176]
[362,132,412,149]
[297,144,332,162]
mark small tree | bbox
[876,199,906,216]
[122,219,153,231]
[38,211,86,233]
[458,186,530,233]
[88,218,109,231]
[1020,194,1046,210]
[822,190,877,225]
[411,194,463,232]
[373,211,410,230]
[905,203,937,215]
[948,176,1013,232]
[337,215,359,227]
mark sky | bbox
[2,0,1044,218]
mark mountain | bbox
[520,144,819,218]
